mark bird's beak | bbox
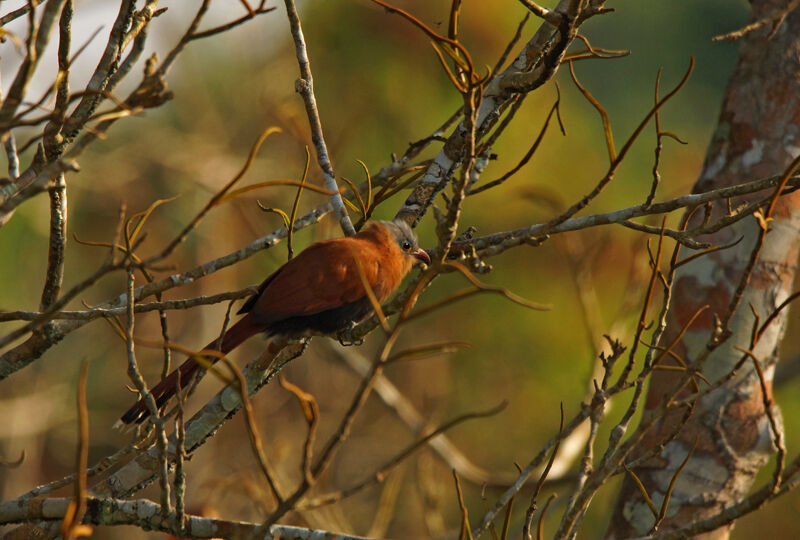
[412,248,431,265]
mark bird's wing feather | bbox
[238,266,282,315]
[247,238,382,323]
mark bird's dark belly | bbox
[265,297,374,337]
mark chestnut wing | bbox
[245,238,382,325]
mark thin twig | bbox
[188,5,276,40]
[712,0,800,42]
[60,359,91,540]
[297,401,507,510]
[523,404,564,540]
[0,288,255,322]
[468,89,562,195]
[4,135,20,179]
[123,268,172,517]
[217,356,284,505]
[283,0,354,236]
[454,470,475,540]
[0,0,45,26]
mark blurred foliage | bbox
[3,0,800,538]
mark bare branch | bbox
[0,496,377,539]
[283,0,355,236]
[712,0,800,41]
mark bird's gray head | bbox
[381,220,431,265]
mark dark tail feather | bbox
[116,315,263,427]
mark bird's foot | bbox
[337,323,364,346]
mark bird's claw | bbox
[337,323,364,346]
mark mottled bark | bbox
[607,2,800,538]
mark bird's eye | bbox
[401,240,412,252]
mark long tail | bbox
[116,315,264,426]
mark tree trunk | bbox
[607,2,800,538]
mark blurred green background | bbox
[3,0,800,538]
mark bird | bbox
[118,219,430,426]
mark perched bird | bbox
[118,220,430,426]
